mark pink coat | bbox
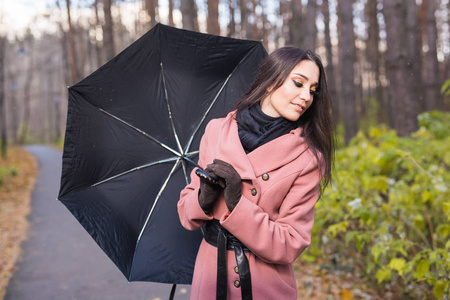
[178,111,322,300]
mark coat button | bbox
[234,266,239,274]
[234,280,240,288]
[262,173,269,181]
[251,188,257,196]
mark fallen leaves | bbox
[295,259,381,300]
[0,147,37,300]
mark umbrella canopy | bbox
[58,23,267,284]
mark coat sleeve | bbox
[177,122,214,231]
[220,155,322,265]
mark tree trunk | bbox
[337,0,358,144]
[168,0,174,27]
[145,0,159,28]
[94,0,104,68]
[239,0,253,39]
[65,0,80,85]
[303,0,317,51]
[103,0,115,61]
[259,1,270,50]
[76,15,87,79]
[20,33,34,144]
[322,0,338,123]
[405,0,424,112]
[288,0,303,46]
[181,0,199,31]
[250,0,260,40]
[207,0,220,35]
[382,0,418,136]
[423,0,442,110]
[0,37,6,157]
[365,0,385,122]
[56,0,71,86]
[227,0,236,37]
[7,68,19,143]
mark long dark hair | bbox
[235,46,335,193]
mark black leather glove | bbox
[206,159,242,212]
[198,167,223,214]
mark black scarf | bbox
[236,103,298,153]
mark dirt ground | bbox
[295,259,380,300]
[0,147,37,299]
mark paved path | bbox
[5,145,191,300]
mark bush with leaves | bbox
[303,110,450,299]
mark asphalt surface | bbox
[5,145,191,300]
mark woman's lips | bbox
[292,102,305,111]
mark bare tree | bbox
[259,0,270,50]
[382,0,419,135]
[422,0,442,110]
[168,0,174,27]
[227,0,236,37]
[207,0,220,35]
[0,36,6,157]
[93,0,104,68]
[337,0,358,143]
[103,0,116,61]
[239,0,254,39]
[145,0,159,28]
[405,0,424,112]
[6,56,20,143]
[76,6,88,79]
[181,0,199,31]
[288,0,303,46]
[365,0,385,122]
[322,0,338,123]
[303,0,317,51]
[65,0,81,84]
[19,31,35,144]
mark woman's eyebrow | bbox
[293,73,319,86]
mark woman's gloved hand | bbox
[207,159,242,212]
[198,167,223,214]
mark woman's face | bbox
[260,60,320,122]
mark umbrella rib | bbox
[160,62,184,155]
[181,159,190,185]
[91,157,179,187]
[99,108,182,157]
[136,157,182,242]
[185,150,199,157]
[184,48,256,153]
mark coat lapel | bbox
[215,112,309,180]
[247,127,309,177]
[215,112,256,181]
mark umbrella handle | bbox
[195,168,221,185]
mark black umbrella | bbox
[58,23,267,284]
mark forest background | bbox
[0,0,449,299]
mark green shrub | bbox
[305,111,450,299]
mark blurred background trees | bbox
[0,0,448,149]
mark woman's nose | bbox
[299,88,311,101]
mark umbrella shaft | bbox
[182,155,201,169]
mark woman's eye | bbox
[310,89,319,96]
[293,80,303,88]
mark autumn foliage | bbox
[0,148,37,299]
[302,111,450,299]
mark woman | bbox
[177,46,334,300]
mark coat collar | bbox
[216,111,309,180]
